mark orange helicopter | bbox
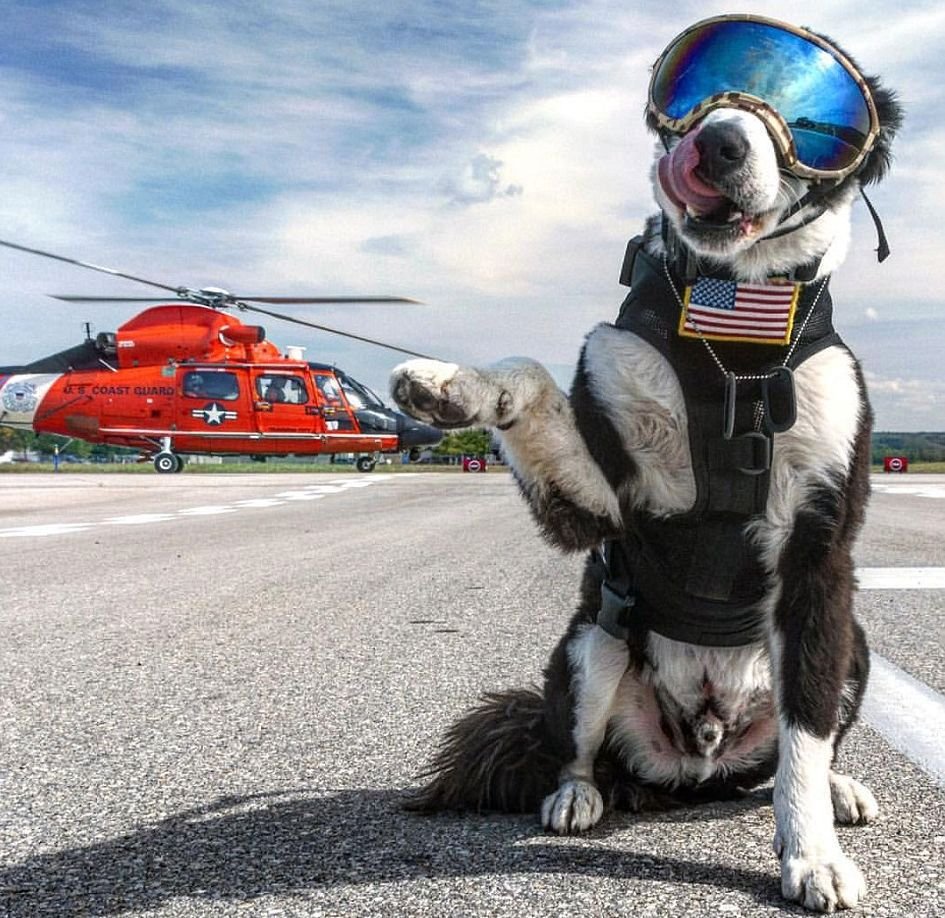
[0,239,442,472]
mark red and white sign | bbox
[883,455,908,473]
[463,455,487,473]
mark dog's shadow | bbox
[0,787,786,916]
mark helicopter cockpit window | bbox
[314,375,344,405]
[183,371,239,401]
[337,375,383,410]
[256,375,309,405]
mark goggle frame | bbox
[647,14,881,182]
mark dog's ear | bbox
[858,76,904,187]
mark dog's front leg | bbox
[769,503,867,912]
[541,624,629,833]
[390,358,536,431]
[391,357,623,550]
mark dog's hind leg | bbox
[830,620,878,826]
[828,771,878,826]
[541,623,629,833]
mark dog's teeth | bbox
[728,211,743,223]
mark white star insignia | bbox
[203,403,225,425]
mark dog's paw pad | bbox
[540,779,603,834]
[830,772,879,825]
[389,359,475,427]
[781,852,866,912]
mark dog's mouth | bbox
[657,135,768,242]
[681,197,764,238]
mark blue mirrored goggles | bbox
[648,15,879,180]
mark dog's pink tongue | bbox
[658,131,726,214]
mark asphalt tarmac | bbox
[0,471,943,917]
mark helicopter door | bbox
[178,368,246,434]
[312,373,357,434]
[252,372,317,435]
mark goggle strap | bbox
[661,219,700,283]
[765,198,830,242]
[860,188,890,262]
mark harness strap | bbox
[593,543,636,642]
[708,433,771,476]
[594,539,766,646]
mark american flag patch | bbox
[679,277,800,345]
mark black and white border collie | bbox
[390,29,901,914]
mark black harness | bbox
[594,231,843,646]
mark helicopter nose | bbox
[398,417,443,449]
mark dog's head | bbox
[646,17,902,276]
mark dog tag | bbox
[762,366,796,433]
[723,372,737,440]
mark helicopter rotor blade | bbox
[3,236,437,359]
[50,295,180,302]
[233,300,437,360]
[240,295,421,305]
[50,294,422,305]
[0,238,181,295]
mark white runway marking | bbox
[872,482,945,499]
[275,491,327,501]
[0,522,93,537]
[858,567,945,589]
[862,654,945,790]
[0,476,390,538]
[105,513,177,525]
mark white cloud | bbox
[441,154,523,206]
[864,372,945,430]
[0,0,943,433]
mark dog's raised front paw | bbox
[389,359,511,429]
[540,779,604,834]
[829,772,879,826]
[781,851,866,913]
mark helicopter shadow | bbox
[0,786,783,916]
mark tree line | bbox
[6,427,941,464]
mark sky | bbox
[1,0,943,430]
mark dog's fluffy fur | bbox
[390,33,901,914]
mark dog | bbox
[390,15,902,913]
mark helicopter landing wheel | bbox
[153,451,181,474]
[356,455,376,473]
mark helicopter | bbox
[0,239,442,472]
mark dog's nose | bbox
[695,123,749,181]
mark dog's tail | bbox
[404,687,562,813]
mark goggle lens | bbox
[651,19,873,173]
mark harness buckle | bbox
[619,236,643,287]
[708,431,772,475]
[736,432,771,475]
[598,581,636,642]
